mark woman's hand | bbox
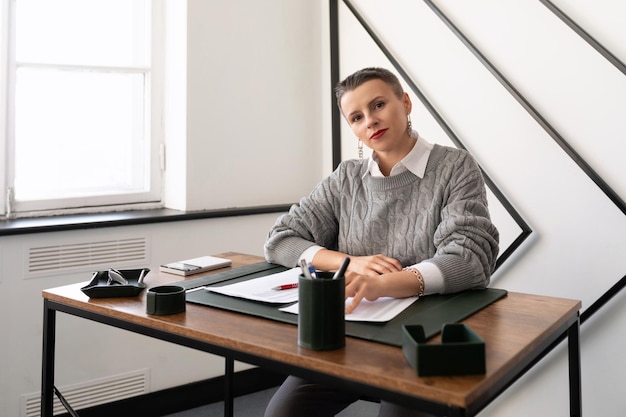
[311,250,418,314]
[344,254,402,279]
[345,273,387,314]
[311,251,402,277]
[343,254,402,314]
[345,267,422,314]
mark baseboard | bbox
[55,367,287,417]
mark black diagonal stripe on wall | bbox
[539,0,626,76]
[420,0,626,324]
[423,0,626,217]
[332,0,533,272]
[539,0,626,325]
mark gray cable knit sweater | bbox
[264,144,499,294]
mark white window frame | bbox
[1,0,9,217]
[1,0,164,218]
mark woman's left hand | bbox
[344,269,422,314]
[344,273,387,314]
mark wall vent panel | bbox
[21,369,149,417]
[27,237,148,277]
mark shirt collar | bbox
[363,131,433,179]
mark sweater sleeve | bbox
[427,150,499,293]
[264,164,345,267]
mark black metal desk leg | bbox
[41,299,56,417]
[224,357,234,417]
[568,314,582,417]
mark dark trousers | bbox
[264,376,437,417]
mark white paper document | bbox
[205,267,418,322]
[280,296,418,323]
[205,267,302,304]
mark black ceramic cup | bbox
[146,285,186,315]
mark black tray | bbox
[81,268,149,298]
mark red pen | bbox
[272,283,299,291]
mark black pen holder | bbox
[298,272,345,351]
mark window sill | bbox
[0,204,291,237]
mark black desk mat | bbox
[179,262,507,347]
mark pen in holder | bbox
[298,272,345,350]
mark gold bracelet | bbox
[403,267,425,297]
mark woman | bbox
[263,67,499,417]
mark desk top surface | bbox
[43,252,581,412]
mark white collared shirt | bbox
[365,130,433,179]
[301,132,444,295]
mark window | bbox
[2,0,162,217]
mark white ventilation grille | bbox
[22,369,149,417]
[27,237,148,276]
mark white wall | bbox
[165,0,326,211]
[336,0,626,415]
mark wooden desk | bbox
[42,252,582,417]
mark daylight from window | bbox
[11,0,152,205]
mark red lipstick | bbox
[371,128,387,140]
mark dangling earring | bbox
[358,140,364,159]
[407,114,412,135]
